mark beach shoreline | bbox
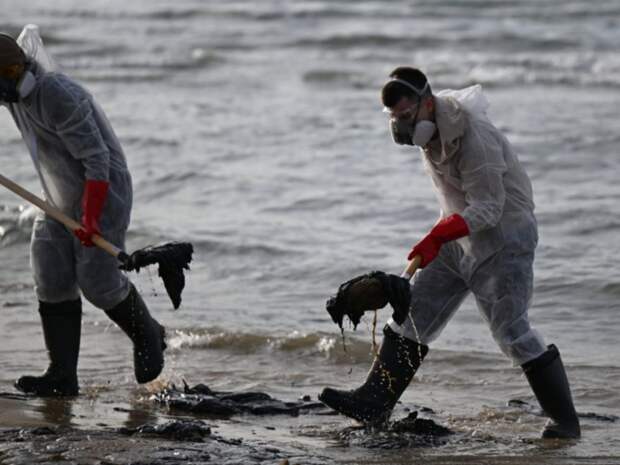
[2,387,619,465]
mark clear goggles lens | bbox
[383,102,419,121]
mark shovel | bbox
[0,173,193,309]
[401,255,422,280]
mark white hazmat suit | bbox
[388,85,547,366]
[7,25,131,309]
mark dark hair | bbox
[0,33,26,69]
[381,67,432,108]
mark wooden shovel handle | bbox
[0,173,123,258]
[401,255,422,280]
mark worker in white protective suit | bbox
[320,67,580,439]
[0,25,166,396]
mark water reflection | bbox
[35,397,75,427]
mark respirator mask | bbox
[386,78,437,147]
[0,69,35,103]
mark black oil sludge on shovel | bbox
[0,173,193,309]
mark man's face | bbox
[388,96,420,122]
[0,63,24,103]
[386,95,436,146]
[389,95,435,121]
[0,63,24,80]
[385,96,420,146]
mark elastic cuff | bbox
[521,344,559,372]
[39,298,83,315]
[384,324,429,348]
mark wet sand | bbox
[0,386,448,465]
[0,424,316,465]
[0,390,330,465]
[2,387,618,465]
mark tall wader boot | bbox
[319,325,428,425]
[15,299,82,397]
[104,284,166,383]
[522,344,581,439]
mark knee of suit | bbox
[31,222,80,304]
[493,322,547,367]
[32,250,80,304]
[35,283,81,304]
[79,275,131,310]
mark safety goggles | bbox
[383,102,420,121]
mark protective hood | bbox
[17,24,57,72]
[428,85,490,165]
[8,25,58,205]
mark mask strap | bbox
[17,70,35,98]
[388,78,428,97]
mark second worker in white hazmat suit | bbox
[0,26,166,396]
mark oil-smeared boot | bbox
[319,325,428,425]
[15,299,82,396]
[104,284,166,383]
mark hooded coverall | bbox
[8,61,132,309]
[388,86,547,366]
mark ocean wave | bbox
[115,51,224,71]
[190,239,294,258]
[138,8,205,20]
[465,56,620,89]
[37,5,356,23]
[138,5,375,22]
[291,34,433,49]
[32,6,285,23]
[260,195,346,214]
[0,205,36,247]
[119,233,296,260]
[121,136,180,149]
[32,7,206,22]
[33,0,620,25]
[467,33,580,51]
[166,327,381,364]
[63,50,224,81]
[70,69,168,83]
[520,2,620,21]
[54,43,128,59]
[31,8,120,20]
[599,282,620,297]
[290,29,582,52]
[569,214,620,235]
[302,70,371,89]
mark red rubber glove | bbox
[74,179,109,247]
[407,214,469,268]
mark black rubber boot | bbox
[15,299,82,397]
[104,284,166,383]
[522,344,581,439]
[319,325,428,425]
